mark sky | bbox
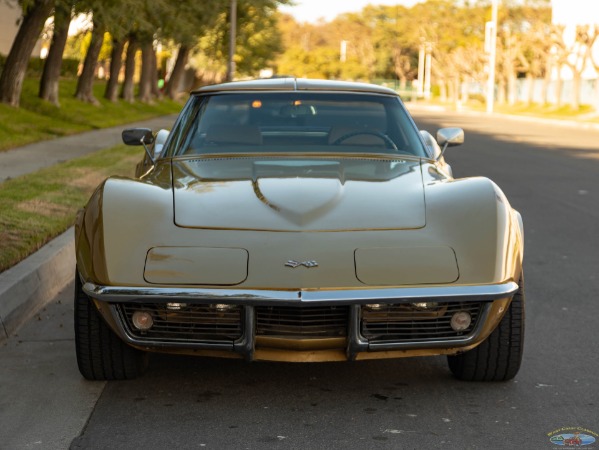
[279,0,419,23]
[552,0,599,25]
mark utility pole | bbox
[424,43,432,100]
[227,0,237,82]
[485,0,498,113]
[340,40,347,62]
[417,44,425,98]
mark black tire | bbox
[74,273,148,380]
[447,275,525,381]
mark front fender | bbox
[76,163,173,285]
[424,176,523,285]
[75,181,110,284]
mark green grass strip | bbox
[0,78,182,151]
[0,144,144,273]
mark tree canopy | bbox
[2,0,585,110]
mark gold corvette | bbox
[74,78,524,381]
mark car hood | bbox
[172,157,425,231]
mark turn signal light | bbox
[132,311,154,331]
[450,311,472,332]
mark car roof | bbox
[192,78,398,96]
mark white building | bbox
[0,1,43,57]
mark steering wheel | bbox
[332,130,398,151]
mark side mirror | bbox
[122,128,156,164]
[152,129,170,159]
[436,127,464,148]
[122,128,154,146]
[435,127,464,160]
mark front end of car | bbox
[75,156,523,368]
[74,78,524,381]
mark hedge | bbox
[0,54,79,78]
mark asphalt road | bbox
[1,108,598,449]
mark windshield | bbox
[168,92,427,158]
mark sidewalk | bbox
[0,114,177,341]
[0,114,178,182]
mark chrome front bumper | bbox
[83,281,518,305]
[85,281,517,361]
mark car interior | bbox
[177,92,425,157]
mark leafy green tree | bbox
[409,0,486,102]
[494,0,552,105]
[135,0,164,103]
[73,0,128,103]
[236,2,285,75]
[276,4,417,84]
[103,1,145,102]
[161,0,226,98]
[274,0,555,106]
[73,0,156,103]
[193,0,289,83]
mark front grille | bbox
[116,301,485,349]
[255,306,349,337]
[361,302,484,343]
[117,303,243,343]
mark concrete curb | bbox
[0,228,74,341]
[0,114,178,342]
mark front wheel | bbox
[447,275,525,381]
[74,272,148,380]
